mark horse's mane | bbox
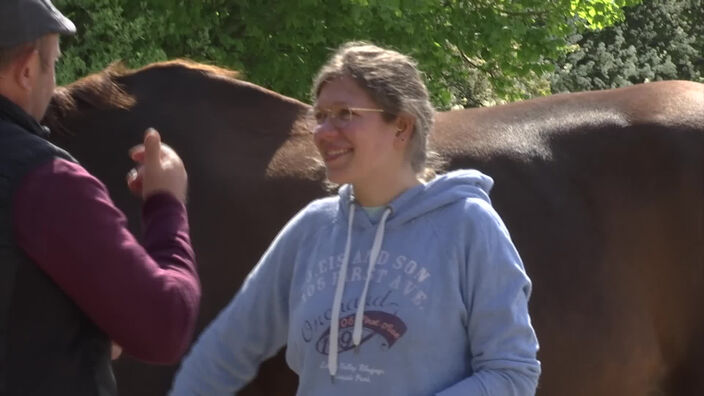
[45,59,242,134]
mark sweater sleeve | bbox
[11,158,200,364]
[169,207,303,395]
[437,199,541,396]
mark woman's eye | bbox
[314,111,327,124]
[337,108,353,121]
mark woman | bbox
[171,42,540,395]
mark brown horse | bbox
[44,60,704,396]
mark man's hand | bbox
[126,128,188,203]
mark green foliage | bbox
[552,0,704,92]
[54,0,639,109]
[55,0,167,85]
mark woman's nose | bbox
[313,118,338,137]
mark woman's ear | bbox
[393,115,415,152]
[394,115,414,141]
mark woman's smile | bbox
[323,147,353,162]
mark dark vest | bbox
[0,95,116,395]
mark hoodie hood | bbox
[338,169,494,227]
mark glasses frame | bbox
[312,104,386,129]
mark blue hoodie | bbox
[171,169,540,395]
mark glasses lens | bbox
[336,106,353,123]
[313,108,327,125]
[313,105,357,128]
[328,105,352,129]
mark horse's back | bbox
[435,80,704,395]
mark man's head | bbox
[0,0,75,121]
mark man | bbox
[0,0,200,394]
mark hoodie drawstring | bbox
[328,203,392,381]
[353,208,391,348]
[329,204,355,381]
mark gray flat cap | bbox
[0,0,76,47]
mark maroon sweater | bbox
[11,158,200,364]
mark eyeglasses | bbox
[312,104,385,129]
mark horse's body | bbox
[45,61,704,395]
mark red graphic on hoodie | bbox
[316,311,407,355]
